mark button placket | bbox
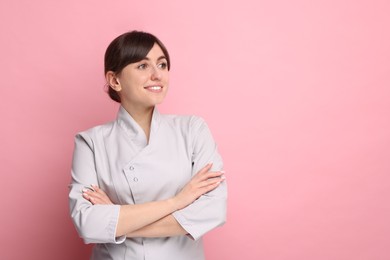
[128,165,138,183]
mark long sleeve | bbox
[173,117,227,240]
[68,108,226,259]
[68,133,126,244]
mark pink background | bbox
[1,0,389,259]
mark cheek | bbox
[126,77,147,91]
[134,75,149,84]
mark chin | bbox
[152,96,167,105]
[154,100,165,106]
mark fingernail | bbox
[221,176,226,180]
[220,170,225,173]
[82,188,89,193]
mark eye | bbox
[137,63,148,70]
[158,62,168,69]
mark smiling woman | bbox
[106,44,169,132]
[68,31,227,260]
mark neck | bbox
[122,104,154,142]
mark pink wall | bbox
[1,0,389,259]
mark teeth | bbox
[148,86,162,90]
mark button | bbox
[129,166,134,171]
[133,177,138,182]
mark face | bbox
[109,43,169,111]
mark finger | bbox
[89,196,97,205]
[92,185,112,199]
[196,181,223,197]
[88,191,103,200]
[203,176,225,190]
[193,163,213,180]
[205,170,225,178]
[82,192,97,205]
[197,170,225,182]
[91,184,101,193]
[88,194,106,205]
[200,175,226,188]
[94,188,105,196]
[82,188,101,200]
[82,188,94,197]
[82,192,90,200]
[83,186,95,192]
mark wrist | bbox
[167,197,180,212]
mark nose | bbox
[151,66,162,81]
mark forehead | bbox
[145,44,166,59]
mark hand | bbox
[82,185,114,205]
[172,163,225,210]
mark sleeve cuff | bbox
[112,205,126,244]
[113,235,126,244]
[172,210,201,240]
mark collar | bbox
[116,106,161,145]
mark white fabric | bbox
[69,106,227,260]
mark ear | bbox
[106,71,122,92]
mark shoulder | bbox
[74,121,115,145]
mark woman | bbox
[69,31,227,260]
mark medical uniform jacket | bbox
[69,106,227,260]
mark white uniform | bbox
[69,106,227,260]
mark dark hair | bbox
[104,31,171,103]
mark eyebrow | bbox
[141,56,167,62]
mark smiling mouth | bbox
[144,85,163,92]
[144,86,162,90]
